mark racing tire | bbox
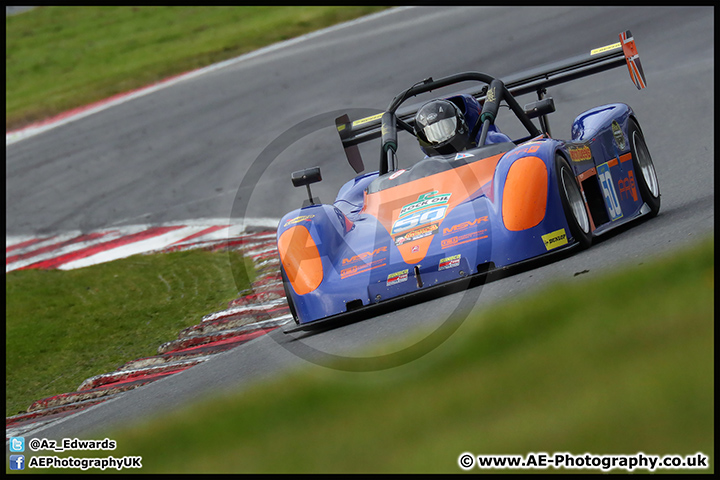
[280,267,300,325]
[556,154,592,249]
[628,119,660,217]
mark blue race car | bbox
[279,31,659,331]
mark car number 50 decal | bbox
[597,162,623,221]
[392,205,447,234]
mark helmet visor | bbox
[422,117,457,144]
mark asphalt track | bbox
[7,6,714,448]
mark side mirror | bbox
[291,166,322,187]
[523,97,555,119]
[292,167,322,206]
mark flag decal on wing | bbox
[620,30,646,90]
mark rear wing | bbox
[336,30,646,173]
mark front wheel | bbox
[629,119,660,217]
[556,154,592,249]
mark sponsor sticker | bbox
[386,269,409,286]
[618,171,638,202]
[342,246,388,266]
[568,145,592,163]
[398,191,451,218]
[442,216,489,236]
[454,152,475,160]
[516,143,541,154]
[351,113,383,127]
[486,86,497,103]
[439,254,461,271]
[611,121,626,150]
[441,229,488,249]
[591,42,621,55]
[283,215,314,227]
[541,228,568,251]
[340,259,386,280]
[389,169,406,180]
[394,223,439,245]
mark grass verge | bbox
[6,249,253,417]
[6,6,389,130]
[41,237,713,473]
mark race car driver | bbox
[414,94,511,156]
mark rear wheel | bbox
[556,154,592,249]
[629,119,660,217]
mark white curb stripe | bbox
[6,230,127,272]
[6,218,281,272]
[56,225,201,270]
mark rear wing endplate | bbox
[619,30,647,90]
